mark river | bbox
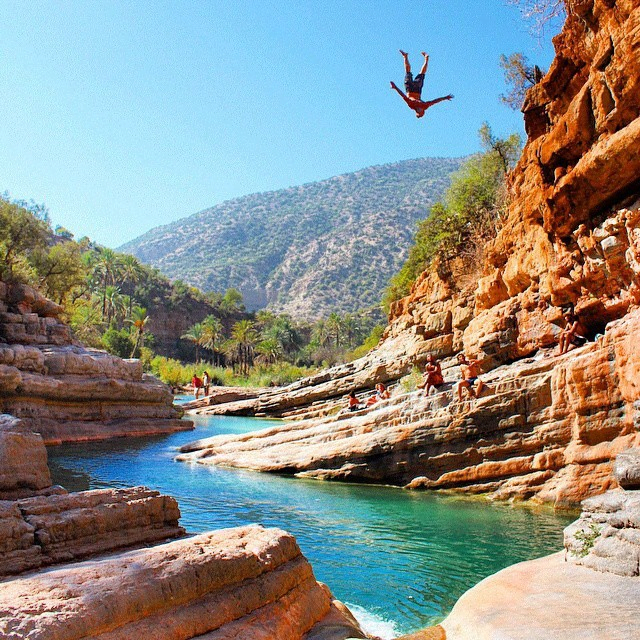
[47,412,574,638]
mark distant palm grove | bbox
[0,194,383,387]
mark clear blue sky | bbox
[0,1,558,248]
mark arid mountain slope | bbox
[120,157,462,318]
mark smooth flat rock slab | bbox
[441,551,640,640]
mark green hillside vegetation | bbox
[0,195,384,387]
[120,157,463,319]
[385,125,522,307]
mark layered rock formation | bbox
[0,416,367,640]
[179,309,640,507]
[0,526,366,640]
[564,448,640,576]
[0,280,190,443]
[181,0,640,509]
[426,450,640,640]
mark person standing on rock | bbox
[456,354,484,401]
[390,50,453,118]
[202,371,210,397]
[191,374,203,399]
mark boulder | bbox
[613,448,640,489]
[0,414,54,500]
[0,525,366,640]
[438,552,640,640]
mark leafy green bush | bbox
[148,356,199,388]
[101,327,134,359]
[399,366,423,393]
[573,524,602,558]
[347,324,385,361]
[384,125,522,307]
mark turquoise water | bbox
[47,413,573,637]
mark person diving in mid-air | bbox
[390,50,453,118]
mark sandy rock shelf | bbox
[440,552,640,640]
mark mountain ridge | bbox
[120,156,463,319]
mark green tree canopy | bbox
[384,124,522,307]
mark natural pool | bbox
[47,413,574,638]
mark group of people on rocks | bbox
[191,371,210,399]
[346,306,592,410]
[417,353,484,401]
[347,383,390,412]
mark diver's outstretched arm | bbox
[423,94,454,108]
[390,81,412,106]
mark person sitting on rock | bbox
[558,311,589,355]
[420,354,444,396]
[366,383,390,407]
[390,50,453,118]
[347,391,362,412]
[456,354,484,401]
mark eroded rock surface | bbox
[438,551,640,640]
[0,414,59,501]
[565,448,640,577]
[179,310,640,508]
[0,486,183,577]
[0,280,190,443]
[0,525,366,640]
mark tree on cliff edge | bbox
[384,125,522,307]
[507,0,566,35]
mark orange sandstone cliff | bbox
[180,0,640,508]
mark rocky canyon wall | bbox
[181,0,640,509]
[388,0,640,363]
[0,280,190,443]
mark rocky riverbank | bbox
[0,280,190,443]
[179,307,640,508]
[0,413,367,640]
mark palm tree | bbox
[255,337,283,365]
[93,248,121,320]
[201,315,224,365]
[326,312,343,348]
[263,316,302,356]
[342,314,359,348]
[128,306,149,357]
[120,254,144,317]
[104,285,125,326]
[181,322,204,363]
[231,319,258,375]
